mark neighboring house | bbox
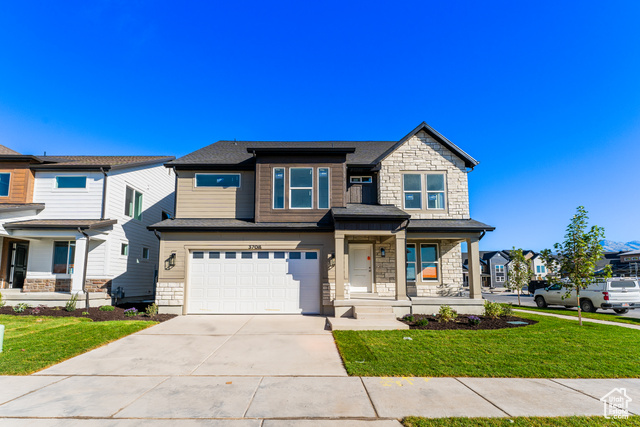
[597,250,640,277]
[462,251,508,288]
[530,253,548,280]
[0,146,175,305]
[149,122,494,316]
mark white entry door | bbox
[349,244,372,293]
[188,250,321,314]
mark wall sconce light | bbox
[328,252,336,269]
[381,248,386,258]
[166,253,176,269]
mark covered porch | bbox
[331,205,494,318]
[2,219,116,296]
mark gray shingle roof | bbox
[0,145,21,155]
[331,204,410,220]
[0,203,45,213]
[4,219,117,230]
[407,219,495,232]
[148,218,332,231]
[168,141,397,167]
[31,156,175,170]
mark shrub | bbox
[438,305,457,322]
[483,300,502,319]
[30,305,46,315]
[99,305,115,312]
[65,293,78,312]
[124,307,138,317]
[500,303,513,317]
[415,318,429,327]
[0,291,5,308]
[13,303,31,313]
[82,311,89,315]
[403,314,415,323]
[145,303,158,318]
[468,315,481,326]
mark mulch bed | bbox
[0,305,176,322]
[399,314,537,330]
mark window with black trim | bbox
[420,244,439,281]
[290,168,313,209]
[195,173,240,188]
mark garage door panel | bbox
[188,250,321,314]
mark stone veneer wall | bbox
[156,282,185,307]
[413,240,464,297]
[23,278,71,292]
[85,279,112,293]
[379,130,470,219]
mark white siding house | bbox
[1,155,174,303]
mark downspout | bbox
[152,230,161,303]
[479,231,486,241]
[100,167,108,220]
[78,227,90,310]
[172,167,178,218]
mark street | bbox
[483,290,640,320]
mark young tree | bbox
[540,248,560,286]
[543,206,609,326]
[507,247,533,306]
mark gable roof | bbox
[0,145,21,155]
[376,122,479,168]
[167,122,479,169]
[30,155,175,171]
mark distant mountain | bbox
[600,240,640,252]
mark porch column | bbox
[70,234,88,294]
[466,236,482,299]
[394,231,408,300]
[335,234,346,300]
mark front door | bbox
[349,244,372,293]
[9,242,29,289]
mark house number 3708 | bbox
[249,245,262,249]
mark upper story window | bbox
[289,167,313,209]
[125,186,143,220]
[273,168,285,209]
[318,168,330,209]
[402,173,446,210]
[495,265,504,273]
[195,173,240,188]
[0,173,10,197]
[350,176,372,183]
[55,176,87,189]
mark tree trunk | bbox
[576,290,582,326]
[517,288,521,307]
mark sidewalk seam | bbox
[360,377,380,418]
[243,376,264,418]
[109,376,170,418]
[454,377,512,417]
[0,376,71,408]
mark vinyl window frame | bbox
[272,167,286,209]
[121,243,129,256]
[289,167,314,209]
[317,167,330,209]
[0,172,10,197]
[142,247,150,260]
[402,173,423,210]
[406,243,417,282]
[52,241,76,274]
[419,243,440,282]
[125,186,143,221]
[495,265,504,273]
[401,172,448,211]
[350,176,372,183]
[194,173,241,188]
[54,175,88,191]
[425,172,446,210]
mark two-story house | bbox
[0,146,175,306]
[150,123,494,316]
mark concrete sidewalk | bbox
[0,375,637,425]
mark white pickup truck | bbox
[533,278,640,314]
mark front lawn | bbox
[403,416,639,426]
[333,312,640,378]
[515,306,640,326]
[0,315,154,375]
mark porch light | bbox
[381,248,386,258]
[167,253,177,269]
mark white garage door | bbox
[188,250,321,314]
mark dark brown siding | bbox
[255,155,346,223]
[0,162,36,204]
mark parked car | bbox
[533,279,640,314]
[528,280,548,296]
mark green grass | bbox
[515,306,640,326]
[0,315,154,375]
[403,416,640,427]
[333,312,640,378]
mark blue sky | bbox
[1,1,639,250]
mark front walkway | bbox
[0,315,637,425]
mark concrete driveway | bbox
[36,315,347,377]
